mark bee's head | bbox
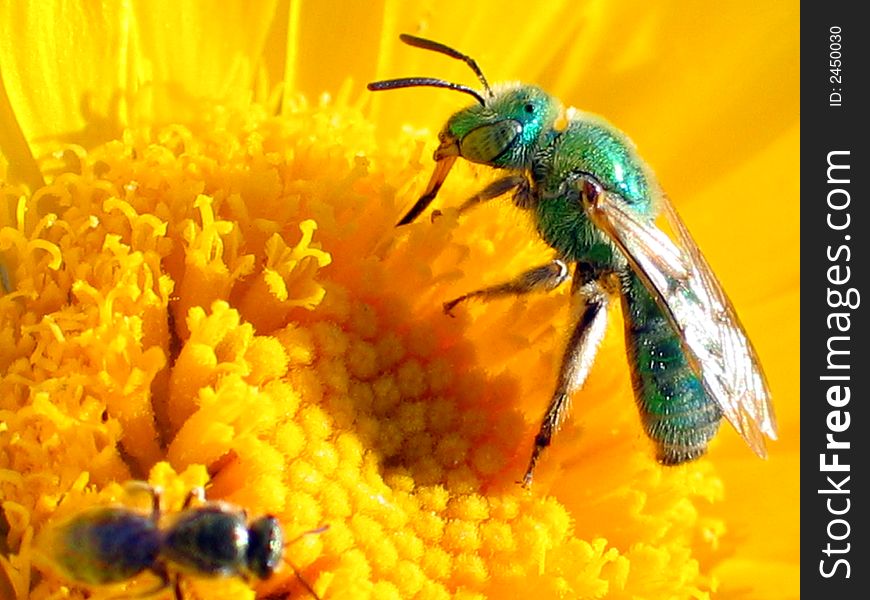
[367,34,559,224]
[246,515,283,580]
[437,83,559,169]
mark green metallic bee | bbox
[369,34,778,486]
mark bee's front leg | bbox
[454,174,530,216]
[428,174,530,222]
[443,259,570,315]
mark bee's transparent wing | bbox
[586,187,777,456]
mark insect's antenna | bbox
[285,561,321,600]
[285,525,330,546]
[399,34,493,99]
[281,525,329,600]
[367,78,486,107]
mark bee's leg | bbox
[172,574,184,600]
[443,259,569,315]
[522,272,611,487]
[181,486,206,509]
[127,563,171,599]
[431,174,529,221]
[122,481,162,521]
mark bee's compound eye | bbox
[524,103,535,114]
[459,120,521,163]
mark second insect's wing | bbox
[582,181,777,457]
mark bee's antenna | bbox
[282,525,329,600]
[367,77,486,106]
[286,561,321,600]
[398,34,493,99]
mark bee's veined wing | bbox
[584,185,778,456]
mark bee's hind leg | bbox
[522,272,611,487]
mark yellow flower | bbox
[1,2,798,600]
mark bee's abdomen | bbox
[54,508,161,585]
[620,272,722,464]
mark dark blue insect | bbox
[49,483,322,599]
